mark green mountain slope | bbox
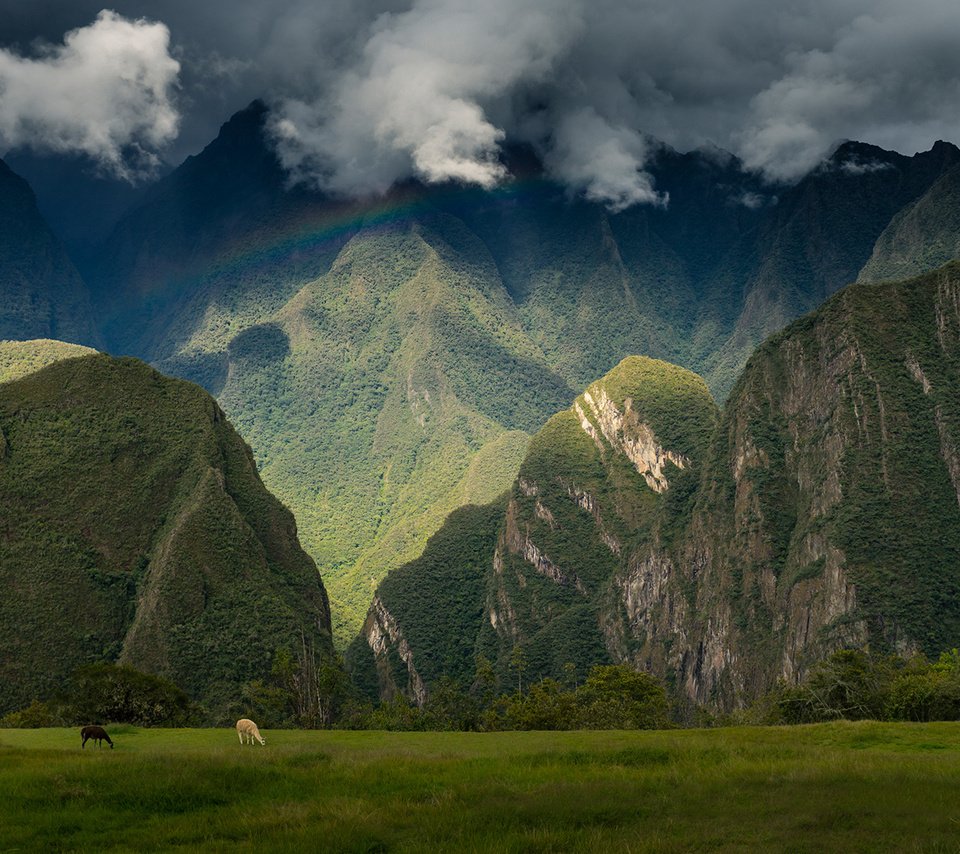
[0,159,101,346]
[351,356,719,696]
[859,162,960,283]
[216,217,570,644]
[357,262,960,709]
[0,339,96,383]
[82,104,960,651]
[0,350,332,717]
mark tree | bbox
[504,679,578,730]
[269,635,351,728]
[65,664,196,726]
[575,665,669,729]
[775,649,895,723]
[509,645,527,695]
[471,654,497,709]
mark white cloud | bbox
[544,108,665,211]
[10,0,960,197]
[0,10,181,180]
[270,0,583,196]
[739,1,960,180]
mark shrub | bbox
[0,699,61,728]
[64,664,197,726]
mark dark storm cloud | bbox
[3,0,960,200]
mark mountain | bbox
[0,338,96,383]
[699,140,960,389]
[0,346,332,716]
[2,149,152,269]
[859,159,960,283]
[82,102,960,647]
[348,355,718,701]
[0,159,101,346]
[352,262,960,709]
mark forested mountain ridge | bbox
[0,346,333,717]
[72,102,960,647]
[352,262,960,710]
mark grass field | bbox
[2,722,958,852]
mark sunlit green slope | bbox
[0,339,97,384]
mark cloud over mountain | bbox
[0,10,180,180]
[4,0,960,197]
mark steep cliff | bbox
[668,260,960,706]
[355,263,960,710]
[351,356,719,697]
[0,159,101,346]
[0,350,332,716]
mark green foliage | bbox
[63,664,196,727]
[0,339,96,384]
[0,700,60,729]
[574,665,671,729]
[345,500,507,699]
[772,648,960,724]
[860,164,960,283]
[243,645,352,729]
[0,353,332,717]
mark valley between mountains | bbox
[3,101,960,715]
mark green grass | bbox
[3,722,960,851]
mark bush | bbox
[575,665,670,729]
[0,699,61,728]
[772,648,960,724]
[64,664,197,726]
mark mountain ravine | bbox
[350,262,960,710]
[81,102,960,647]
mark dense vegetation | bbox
[0,349,332,719]
[0,338,96,383]
[73,104,960,655]
[0,664,198,728]
[4,723,960,851]
[770,648,960,725]
[357,262,960,710]
[354,356,719,697]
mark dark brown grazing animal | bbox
[81,725,113,749]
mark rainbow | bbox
[165,175,555,296]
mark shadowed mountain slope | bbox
[0,350,332,717]
[0,159,101,347]
[354,262,960,710]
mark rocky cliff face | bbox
[668,261,960,706]
[355,264,960,710]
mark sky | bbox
[2,0,960,207]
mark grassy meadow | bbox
[2,722,959,851]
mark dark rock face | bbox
[0,159,101,346]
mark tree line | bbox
[6,646,960,730]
